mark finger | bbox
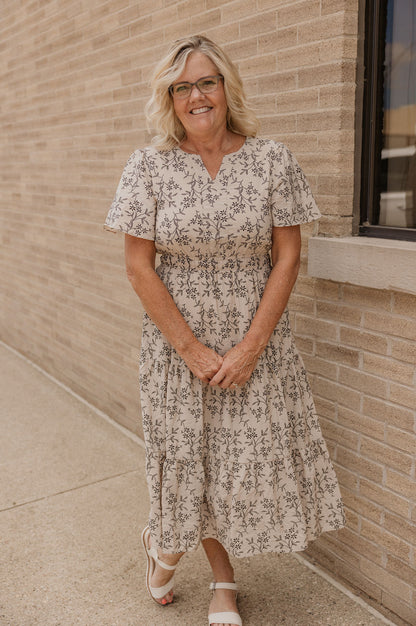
[209,368,226,386]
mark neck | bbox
[181,128,237,156]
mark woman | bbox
[105,34,345,626]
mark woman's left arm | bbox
[209,225,301,389]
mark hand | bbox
[209,340,263,389]
[179,339,223,384]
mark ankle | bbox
[158,551,183,567]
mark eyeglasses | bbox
[169,75,223,99]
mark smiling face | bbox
[171,51,228,143]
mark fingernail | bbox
[161,598,167,605]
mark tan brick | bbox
[275,88,320,114]
[277,0,321,27]
[337,448,384,484]
[318,173,355,195]
[303,354,339,380]
[311,378,361,411]
[320,417,359,449]
[319,83,357,109]
[295,335,314,355]
[342,284,393,311]
[279,42,321,70]
[384,512,416,545]
[338,405,385,441]
[386,555,416,586]
[316,532,361,568]
[316,301,362,325]
[298,59,356,87]
[362,396,414,431]
[308,549,383,602]
[390,382,416,411]
[289,293,315,315]
[393,292,416,318]
[361,520,411,564]
[359,557,412,603]
[314,396,336,419]
[339,326,388,355]
[316,195,354,216]
[257,0,288,8]
[259,113,297,135]
[359,479,410,519]
[386,426,416,454]
[316,341,360,367]
[314,279,341,301]
[239,10,277,37]
[177,0,205,18]
[239,53,277,77]
[258,26,298,53]
[224,36,258,61]
[363,353,415,386]
[321,0,359,13]
[363,311,416,342]
[339,366,388,400]
[386,470,415,500]
[297,108,354,132]
[360,437,413,475]
[295,314,338,341]
[391,338,416,365]
[191,7,221,30]
[337,526,383,564]
[381,592,416,626]
[219,0,256,23]
[297,13,346,44]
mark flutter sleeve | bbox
[104,149,156,240]
[270,143,321,226]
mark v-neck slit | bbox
[177,137,248,183]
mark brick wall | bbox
[1,1,414,623]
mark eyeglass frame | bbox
[168,74,224,99]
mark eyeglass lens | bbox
[171,75,221,98]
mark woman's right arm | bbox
[124,234,223,382]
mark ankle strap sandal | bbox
[208,582,242,626]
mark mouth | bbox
[189,106,213,115]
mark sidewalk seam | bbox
[0,469,140,514]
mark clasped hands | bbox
[180,338,262,389]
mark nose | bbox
[189,83,203,99]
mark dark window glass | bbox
[360,0,416,240]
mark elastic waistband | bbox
[159,253,270,272]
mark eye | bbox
[200,78,216,88]
[174,83,190,94]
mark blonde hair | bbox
[145,35,259,150]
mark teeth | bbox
[191,106,211,114]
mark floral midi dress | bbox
[105,137,345,557]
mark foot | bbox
[209,586,240,626]
[148,536,180,606]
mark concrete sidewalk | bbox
[0,342,400,626]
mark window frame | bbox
[360,0,416,242]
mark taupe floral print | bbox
[105,137,345,556]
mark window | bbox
[361,0,416,241]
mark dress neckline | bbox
[176,136,248,182]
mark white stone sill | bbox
[308,236,416,295]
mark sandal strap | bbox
[208,611,242,626]
[146,540,177,571]
[210,582,238,591]
[153,551,177,571]
[149,576,175,599]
